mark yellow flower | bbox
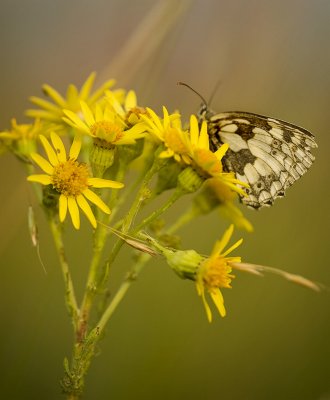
[142,106,191,164]
[189,115,249,197]
[0,118,42,158]
[63,101,146,147]
[25,72,115,129]
[27,132,124,229]
[196,224,242,322]
[197,178,254,232]
[106,90,148,126]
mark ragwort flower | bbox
[27,132,124,229]
[189,115,249,197]
[0,118,42,158]
[196,224,242,322]
[25,72,115,129]
[63,101,146,147]
[106,90,148,126]
[142,106,191,164]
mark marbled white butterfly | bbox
[180,83,318,209]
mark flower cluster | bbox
[1,72,254,321]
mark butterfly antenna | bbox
[177,82,208,107]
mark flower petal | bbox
[222,238,243,257]
[146,107,163,132]
[79,71,96,100]
[81,101,95,126]
[83,189,110,214]
[211,224,234,257]
[210,289,226,317]
[199,121,209,150]
[27,174,52,185]
[88,177,124,189]
[59,194,68,222]
[197,284,212,323]
[42,84,66,107]
[63,110,90,134]
[51,132,67,162]
[189,115,199,146]
[125,90,137,110]
[31,153,54,174]
[76,194,97,228]
[215,143,229,161]
[39,135,58,166]
[68,197,80,229]
[69,135,82,160]
[162,106,170,129]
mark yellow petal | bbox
[162,106,170,128]
[125,90,137,110]
[199,121,209,150]
[198,285,212,323]
[189,115,199,146]
[146,107,163,132]
[79,72,96,100]
[76,194,97,228]
[210,289,226,317]
[88,177,124,189]
[29,96,60,112]
[215,143,229,161]
[69,135,81,160]
[211,224,234,257]
[39,135,58,166]
[63,110,90,134]
[42,84,66,107]
[59,194,68,222]
[51,132,67,162]
[83,189,110,214]
[66,84,79,105]
[222,238,243,257]
[31,153,54,174]
[68,197,80,229]
[81,101,95,126]
[27,174,52,185]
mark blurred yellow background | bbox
[0,1,329,399]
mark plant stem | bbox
[97,253,151,334]
[132,187,184,234]
[48,216,79,332]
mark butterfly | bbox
[179,83,318,209]
[200,108,317,209]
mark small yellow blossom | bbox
[196,224,242,322]
[197,178,254,232]
[63,101,146,148]
[0,118,42,158]
[142,106,191,164]
[189,115,249,197]
[25,72,115,129]
[106,90,148,126]
[27,132,124,229]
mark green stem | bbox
[97,253,151,334]
[77,148,162,340]
[132,187,184,234]
[48,216,79,332]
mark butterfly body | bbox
[199,107,317,209]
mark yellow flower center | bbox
[164,127,188,155]
[52,159,89,196]
[193,148,223,176]
[200,257,234,290]
[91,121,124,143]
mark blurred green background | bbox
[0,1,329,399]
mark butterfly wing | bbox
[206,111,317,209]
